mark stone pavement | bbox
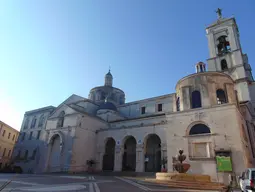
[0,174,100,192]
[0,173,239,192]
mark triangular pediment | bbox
[48,104,80,119]
[49,94,85,118]
[61,94,85,105]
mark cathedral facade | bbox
[13,13,255,184]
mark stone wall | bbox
[166,104,248,183]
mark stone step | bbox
[147,179,225,186]
[141,179,226,191]
[148,183,224,190]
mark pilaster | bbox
[114,145,123,171]
[136,144,144,172]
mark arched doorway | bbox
[48,134,61,172]
[144,134,161,172]
[103,138,115,171]
[122,136,136,171]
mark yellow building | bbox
[0,121,19,168]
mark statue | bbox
[216,8,222,19]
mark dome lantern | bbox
[105,69,113,87]
[196,62,206,73]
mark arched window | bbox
[30,116,37,128]
[38,115,45,127]
[96,91,101,100]
[23,119,29,129]
[191,91,202,109]
[217,35,230,54]
[57,111,65,128]
[216,89,227,104]
[101,92,106,100]
[221,59,228,70]
[119,95,125,105]
[189,124,211,135]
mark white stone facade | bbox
[13,13,255,184]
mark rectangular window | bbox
[24,150,28,160]
[8,150,11,157]
[37,131,41,140]
[8,133,11,139]
[17,150,21,158]
[29,132,33,140]
[141,107,146,114]
[21,133,26,141]
[2,130,5,137]
[32,149,37,160]
[12,134,15,141]
[3,148,6,157]
[158,104,163,112]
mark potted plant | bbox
[86,159,96,173]
[161,157,167,172]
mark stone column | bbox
[136,144,144,172]
[114,145,123,171]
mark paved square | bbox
[0,174,224,192]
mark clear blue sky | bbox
[0,0,254,130]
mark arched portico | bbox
[103,137,115,171]
[144,134,161,172]
[122,136,137,171]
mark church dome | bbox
[98,101,117,111]
[88,70,125,105]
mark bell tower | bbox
[206,9,254,103]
